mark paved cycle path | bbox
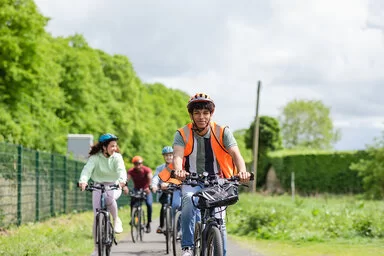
[111,218,264,256]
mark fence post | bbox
[35,151,40,222]
[63,155,67,214]
[75,161,78,208]
[17,145,22,226]
[50,154,54,217]
[291,172,295,202]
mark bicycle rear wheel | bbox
[206,226,223,256]
[131,208,140,243]
[172,210,182,256]
[165,206,172,254]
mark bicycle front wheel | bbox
[165,206,172,254]
[139,208,146,241]
[131,208,140,243]
[96,213,108,256]
[194,221,202,256]
[206,226,223,256]
[172,210,182,256]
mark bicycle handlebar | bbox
[156,183,181,193]
[170,170,254,187]
[82,183,120,192]
[129,189,147,199]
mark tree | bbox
[0,0,48,107]
[0,0,191,169]
[350,134,384,199]
[244,116,283,154]
[279,99,340,150]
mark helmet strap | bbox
[191,118,211,135]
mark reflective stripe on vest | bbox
[177,122,238,178]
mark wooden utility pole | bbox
[252,81,261,193]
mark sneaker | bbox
[146,223,151,233]
[114,217,123,233]
[156,226,163,234]
[182,247,194,256]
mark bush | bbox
[227,194,384,242]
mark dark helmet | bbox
[98,133,118,144]
[161,146,173,155]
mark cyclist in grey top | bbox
[173,93,251,256]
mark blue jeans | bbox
[159,189,181,227]
[181,185,227,255]
[172,189,181,216]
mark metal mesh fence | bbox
[0,142,93,227]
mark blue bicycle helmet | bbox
[161,146,173,155]
[98,133,118,143]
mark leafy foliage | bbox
[244,116,283,153]
[243,116,282,187]
[350,132,384,199]
[266,150,368,194]
[233,129,253,163]
[279,99,341,150]
[227,194,384,241]
[0,0,190,168]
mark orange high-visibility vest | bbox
[158,163,182,185]
[178,122,238,178]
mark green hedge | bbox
[263,150,369,195]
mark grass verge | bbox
[231,235,384,256]
[0,204,160,256]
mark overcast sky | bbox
[34,0,384,150]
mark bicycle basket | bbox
[193,183,239,209]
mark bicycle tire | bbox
[172,210,182,256]
[97,213,108,256]
[194,221,202,256]
[140,208,146,241]
[165,206,172,254]
[206,226,223,256]
[131,208,140,243]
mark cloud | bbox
[35,0,384,150]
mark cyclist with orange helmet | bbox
[172,93,252,256]
[78,133,127,256]
[126,155,153,233]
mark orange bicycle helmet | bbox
[132,155,143,164]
